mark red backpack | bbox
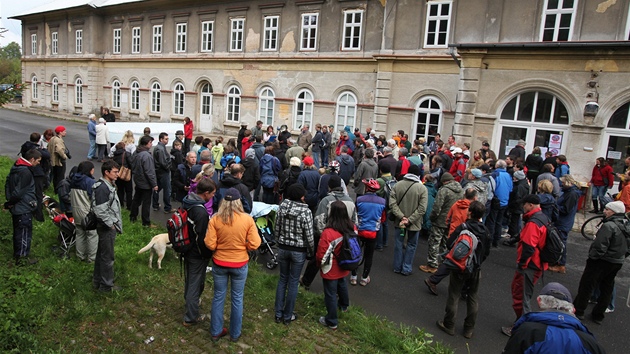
[166,206,203,254]
[443,224,479,273]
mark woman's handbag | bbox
[118,151,132,181]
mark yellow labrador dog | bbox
[137,233,173,269]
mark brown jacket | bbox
[48,135,68,167]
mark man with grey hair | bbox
[503,282,605,353]
[87,114,97,160]
[297,124,312,151]
[387,139,400,160]
[378,146,398,178]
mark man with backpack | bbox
[376,164,395,251]
[502,194,549,337]
[573,201,629,325]
[436,201,490,339]
[181,178,216,326]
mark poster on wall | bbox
[548,134,562,149]
[607,151,623,160]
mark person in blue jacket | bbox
[503,282,605,354]
[485,159,513,247]
[548,175,581,274]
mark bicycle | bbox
[580,214,603,241]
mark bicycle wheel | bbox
[581,215,603,240]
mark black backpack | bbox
[530,214,564,265]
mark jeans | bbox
[152,172,172,212]
[93,226,116,291]
[211,263,248,339]
[97,144,107,161]
[12,213,33,259]
[591,185,608,209]
[130,187,152,226]
[88,137,96,159]
[591,283,616,311]
[322,277,349,327]
[312,151,321,168]
[393,228,420,274]
[274,249,306,321]
[184,256,210,323]
[321,149,329,167]
[376,220,389,248]
[443,269,480,331]
[574,258,622,322]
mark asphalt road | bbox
[1,108,629,353]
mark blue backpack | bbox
[336,232,363,271]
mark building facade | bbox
[12,0,630,179]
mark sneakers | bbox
[419,265,437,274]
[501,326,512,337]
[360,276,370,286]
[283,313,298,325]
[548,265,566,274]
[424,278,438,296]
[605,308,614,313]
[318,316,338,330]
[212,327,228,342]
[436,320,454,336]
[350,275,358,286]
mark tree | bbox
[0,42,22,59]
[0,41,23,106]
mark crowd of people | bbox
[6,113,630,350]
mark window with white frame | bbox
[176,23,187,52]
[201,21,214,52]
[152,25,163,53]
[130,81,140,110]
[75,29,83,53]
[540,0,577,42]
[31,34,37,55]
[626,6,630,40]
[342,10,363,50]
[173,83,185,116]
[263,16,279,51]
[230,18,245,51]
[52,32,58,54]
[75,78,83,105]
[300,13,318,50]
[112,80,121,109]
[258,87,275,126]
[424,1,452,48]
[226,85,241,122]
[31,76,38,100]
[113,28,121,54]
[414,97,442,144]
[335,92,357,133]
[294,89,313,128]
[151,82,161,112]
[52,77,59,102]
[132,27,141,53]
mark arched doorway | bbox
[413,96,442,144]
[199,82,213,132]
[602,101,630,179]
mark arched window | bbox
[604,102,630,178]
[173,83,185,116]
[414,96,442,144]
[294,89,313,128]
[31,76,38,100]
[130,81,140,110]
[151,82,161,113]
[75,77,83,105]
[258,87,275,126]
[497,90,569,158]
[52,77,59,102]
[335,91,357,133]
[112,80,121,109]
[226,85,241,122]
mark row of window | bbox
[31,76,83,105]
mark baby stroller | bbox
[250,202,279,269]
[43,195,76,258]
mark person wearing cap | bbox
[350,179,386,287]
[48,125,69,190]
[273,184,314,325]
[503,170,529,246]
[237,121,248,153]
[508,139,526,161]
[353,149,378,197]
[463,168,488,207]
[174,130,185,150]
[318,160,348,199]
[573,200,629,325]
[390,164,429,275]
[448,147,466,182]
[547,175,581,273]
[87,114,97,160]
[503,282,605,353]
[420,172,464,274]
[130,135,158,227]
[502,194,549,337]
[297,155,321,211]
[205,187,261,342]
[480,140,497,162]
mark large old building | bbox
[11,0,630,179]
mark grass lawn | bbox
[0,156,452,353]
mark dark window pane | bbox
[553,100,569,125]
[438,33,447,44]
[417,124,427,136]
[517,92,536,121]
[548,0,559,9]
[441,4,450,16]
[439,21,448,32]
[557,29,569,41]
[428,20,436,32]
[562,0,574,9]
[534,92,554,123]
[420,100,430,109]
[501,97,517,120]
[430,99,440,109]
[559,14,572,27]
[544,14,556,29]
[608,102,629,128]
[429,4,438,16]
[417,112,427,124]
[429,113,440,125]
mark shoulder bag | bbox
[118,151,132,182]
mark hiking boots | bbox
[419,265,437,274]
[424,278,438,296]
[548,265,566,274]
[436,321,454,336]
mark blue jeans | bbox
[88,137,96,159]
[592,185,608,207]
[321,149,329,167]
[211,263,248,339]
[322,277,349,327]
[393,228,419,274]
[312,150,321,168]
[376,220,389,248]
[274,249,306,321]
[152,172,172,212]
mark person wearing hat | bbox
[205,187,261,342]
[297,155,321,212]
[503,170,530,247]
[573,200,629,325]
[48,125,70,190]
[502,194,549,337]
[508,139,526,161]
[503,282,605,353]
[479,140,497,162]
[391,164,429,275]
[174,129,185,150]
[420,172,464,274]
[448,147,467,182]
[273,184,314,325]
[462,168,488,207]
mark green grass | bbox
[0,156,452,353]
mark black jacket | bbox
[508,178,530,213]
[20,141,50,177]
[217,174,252,213]
[182,193,213,259]
[241,157,261,191]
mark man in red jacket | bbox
[449,148,467,182]
[502,194,548,337]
